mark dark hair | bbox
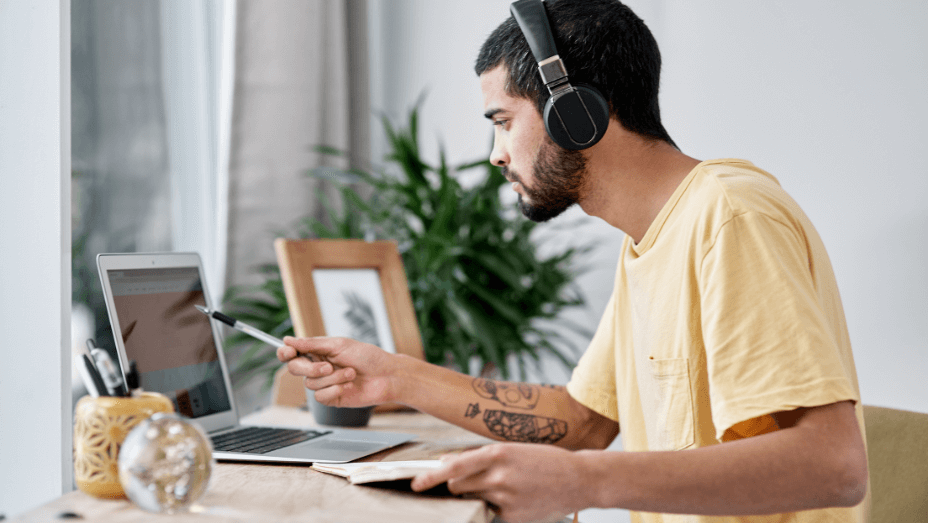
[475,0,675,147]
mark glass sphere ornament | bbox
[118,412,214,513]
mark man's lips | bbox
[500,168,524,195]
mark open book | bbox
[312,460,445,485]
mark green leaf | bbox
[466,251,525,291]
[461,281,525,327]
[313,144,345,156]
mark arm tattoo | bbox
[482,409,568,444]
[472,378,539,409]
[464,403,481,418]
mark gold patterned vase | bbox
[73,393,174,498]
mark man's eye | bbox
[493,119,509,128]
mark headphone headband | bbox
[509,0,610,150]
[509,0,558,63]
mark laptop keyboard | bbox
[211,426,331,454]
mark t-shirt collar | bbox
[631,158,753,254]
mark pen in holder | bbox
[73,391,174,498]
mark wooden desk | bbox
[15,406,496,523]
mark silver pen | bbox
[195,305,320,362]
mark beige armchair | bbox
[863,405,928,522]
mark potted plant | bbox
[223,106,592,391]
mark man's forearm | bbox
[390,355,610,449]
[575,400,867,515]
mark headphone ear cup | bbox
[543,84,610,150]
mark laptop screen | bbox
[106,266,232,418]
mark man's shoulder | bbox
[688,159,802,224]
[695,159,781,203]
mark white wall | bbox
[373,1,928,521]
[0,0,72,518]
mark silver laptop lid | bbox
[97,252,239,433]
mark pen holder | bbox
[73,392,174,499]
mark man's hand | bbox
[411,443,592,523]
[277,336,403,408]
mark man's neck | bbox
[578,121,700,244]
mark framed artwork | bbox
[310,268,397,355]
[271,239,424,410]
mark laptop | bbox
[96,251,416,464]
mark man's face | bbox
[479,66,588,223]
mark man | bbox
[278,1,869,521]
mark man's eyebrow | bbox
[484,108,504,120]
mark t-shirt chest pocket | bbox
[648,357,696,451]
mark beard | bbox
[503,135,588,223]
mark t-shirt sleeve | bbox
[700,212,858,442]
[566,292,619,422]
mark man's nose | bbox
[489,137,509,167]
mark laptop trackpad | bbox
[272,439,388,462]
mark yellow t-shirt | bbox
[567,159,868,522]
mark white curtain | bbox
[70,0,236,390]
[225,0,369,292]
[160,0,236,305]
[223,0,369,415]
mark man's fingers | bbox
[301,367,357,391]
[411,447,499,492]
[276,344,297,362]
[283,336,348,361]
[287,358,334,378]
[446,469,497,496]
[311,383,356,406]
[411,465,454,492]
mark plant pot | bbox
[306,392,374,427]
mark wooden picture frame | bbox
[271,239,424,412]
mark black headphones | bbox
[510,0,610,151]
